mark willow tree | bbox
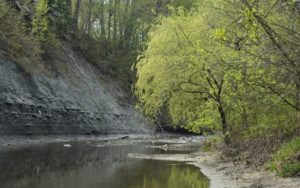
[135,0,300,143]
[134,4,239,143]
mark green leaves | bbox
[269,137,300,177]
[32,0,49,44]
[135,4,227,131]
[135,0,299,150]
[214,28,227,41]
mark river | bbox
[0,136,210,188]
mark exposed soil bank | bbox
[0,45,152,135]
[129,148,300,188]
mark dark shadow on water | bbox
[0,141,210,188]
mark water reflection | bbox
[0,141,209,188]
[135,161,209,188]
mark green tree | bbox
[32,0,50,44]
[135,4,234,143]
[135,0,300,144]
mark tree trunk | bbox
[113,0,118,47]
[241,106,248,129]
[72,0,81,36]
[107,0,113,42]
[122,0,130,48]
[86,0,93,35]
[66,0,72,33]
[217,103,230,145]
[100,0,106,40]
[66,0,72,13]
[296,74,300,109]
[296,73,300,136]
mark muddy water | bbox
[0,138,209,188]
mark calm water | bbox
[0,139,210,188]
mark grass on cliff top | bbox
[268,137,300,177]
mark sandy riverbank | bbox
[129,151,300,188]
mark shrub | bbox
[202,135,223,152]
[0,1,43,73]
[268,137,300,177]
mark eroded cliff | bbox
[0,44,152,135]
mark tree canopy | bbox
[135,0,300,144]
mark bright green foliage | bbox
[269,137,300,177]
[134,0,300,174]
[135,0,300,143]
[135,3,236,138]
[32,0,49,44]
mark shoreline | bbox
[0,134,153,148]
[129,151,300,188]
[192,152,297,188]
[1,135,299,187]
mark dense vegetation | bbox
[0,0,193,84]
[0,0,299,177]
[269,137,300,177]
[134,0,300,176]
